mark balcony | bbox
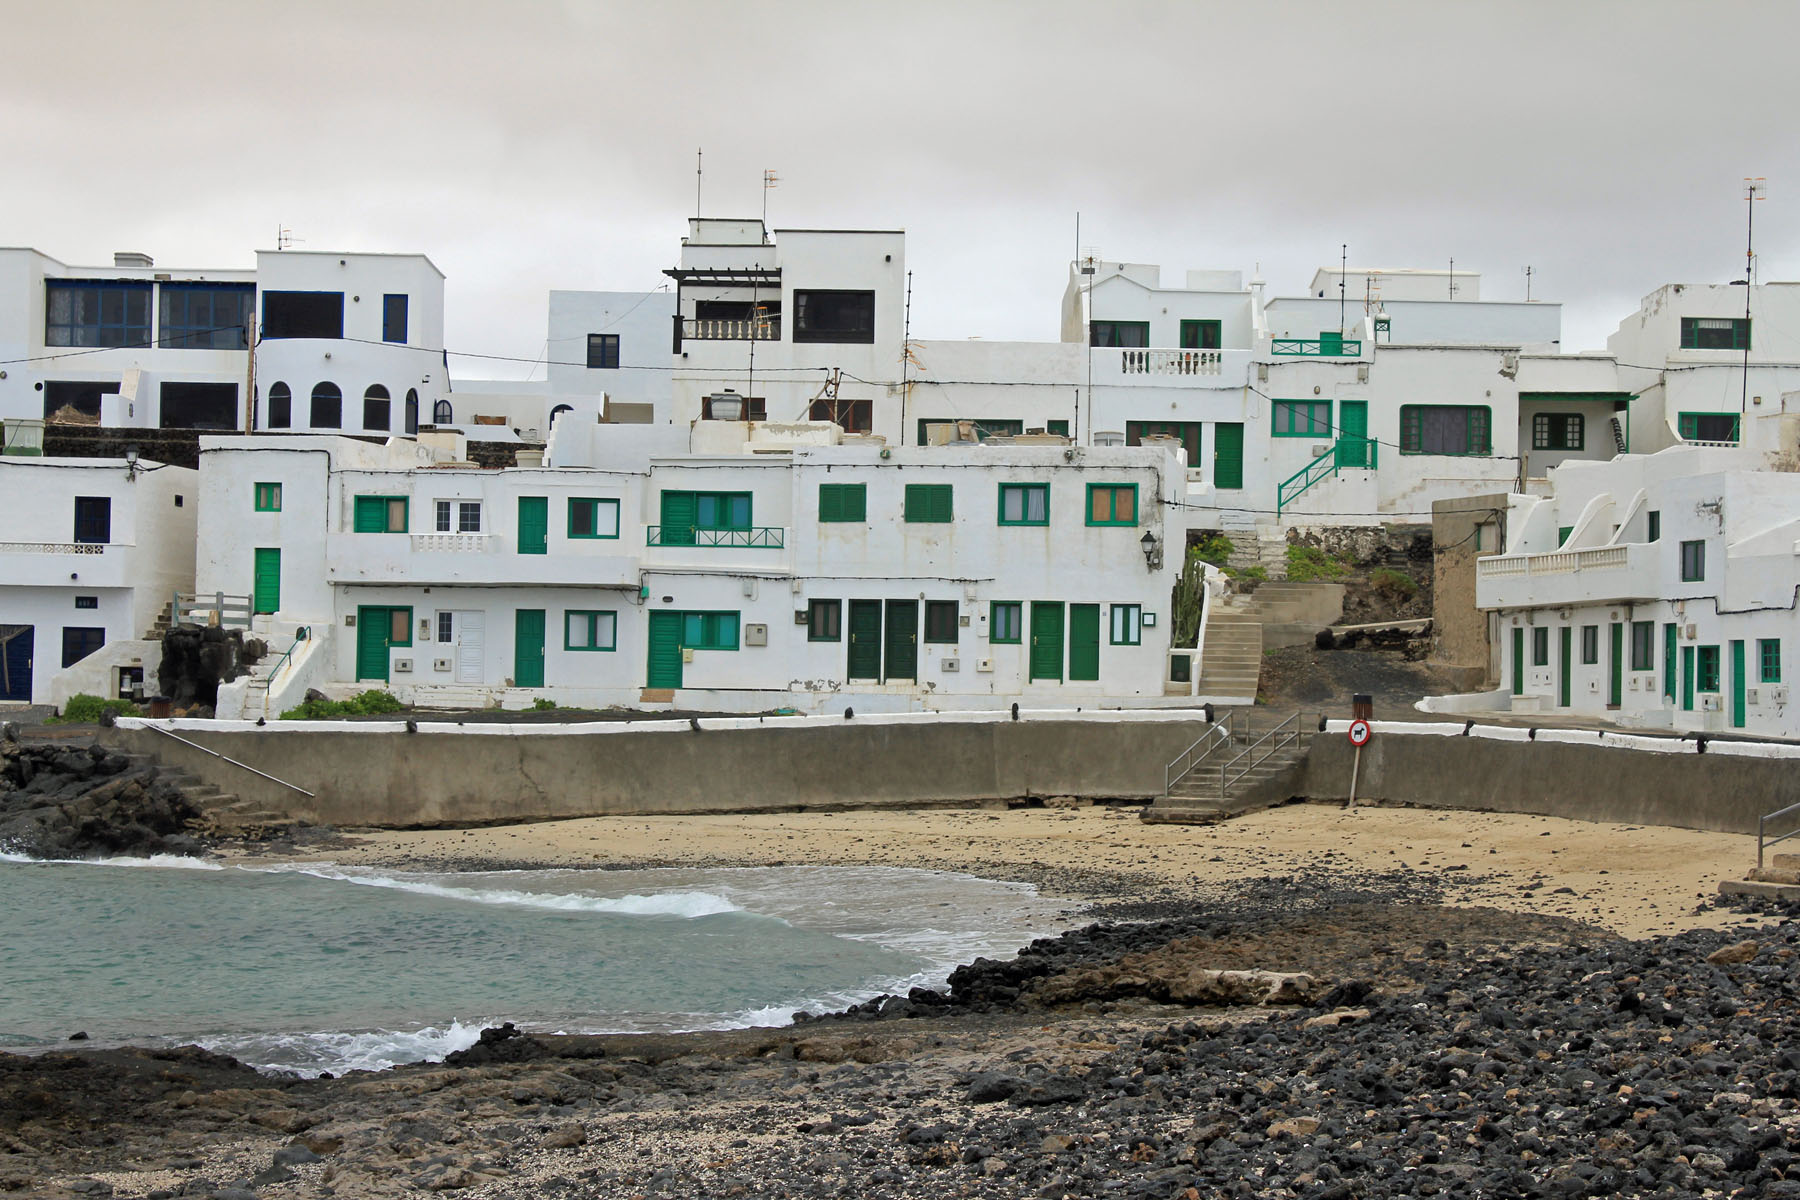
[1090,347,1251,388]
[1476,543,1657,609]
[647,526,785,548]
[681,317,781,341]
[1270,336,1363,357]
[411,533,488,553]
[0,540,131,588]
[327,532,636,588]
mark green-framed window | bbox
[254,482,282,512]
[1677,412,1740,443]
[1110,604,1142,645]
[1631,621,1655,672]
[808,599,841,642]
[818,483,867,523]
[924,600,959,644]
[564,609,617,651]
[1399,405,1491,455]
[568,497,620,539]
[696,492,751,530]
[1558,526,1574,546]
[1761,639,1782,683]
[990,602,1022,644]
[1272,400,1332,437]
[1680,539,1706,582]
[1532,413,1584,450]
[682,611,739,651]
[1045,420,1070,436]
[1581,625,1598,665]
[1647,511,1660,543]
[1532,626,1549,667]
[1086,483,1138,526]
[1179,319,1221,350]
[1090,320,1149,348]
[352,494,408,533]
[1697,645,1722,693]
[904,483,953,523]
[997,483,1049,526]
[1680,317,1750,351]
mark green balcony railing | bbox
[1271,336,1363,357]
[647,525,785,548]
[1276,437,1377,516]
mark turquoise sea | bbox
[0,854,1074,1075]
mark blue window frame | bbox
[159,282,254,349]
[45,281,151,347]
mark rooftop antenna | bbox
[762,169,779,229]
[1741,177,1767,414]
[695,148,703,219]
[1338,243,1347,333]
[1524,265,1533,302]
[1448,257,1455,300]
[276,225,301,250]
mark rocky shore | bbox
[0,737,205,860]
[7,863,1799,1199]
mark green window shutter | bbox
[819,483,866,523]
[844,484,866,521]
[660,490,697,544]
[353,496,383,532]
[905,484,952,523]
[819,484,843,523]
[932,485,952,522]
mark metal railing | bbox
[172,591,253,631]
[682,317,781,341]
[1165,713,1235,794]
[647,526,786,548]
[141,723,315,797]
[1757,800,1800,871]
[1271,337,1363,357]
[1214,711,1310,799]
[261,626,310,689]
[1275,437,1378,516]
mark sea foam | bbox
[252,863,744,918]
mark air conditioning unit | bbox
[433,658,453,673]
[1700,693,1722,711]
[941,657,960,672]
[393,657,413,673]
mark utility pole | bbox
[695,148,703,218]
[1524,265,1533,302]
[1742,177,1765,415]
[1338,244,1347,333]
[900,270,913,443]
[243,313,256,434]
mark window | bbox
[1558,526,1574,547]
[433,399,453,424]
[158,282,253,349]
[74,595,98,610]
[262,291,344,340]
[998,483,1049,526]
[682,611,739,650]
[1632,622,1656,672]
[62,627,106,668]
[310,382,342,429]
[564,610,617,651]
[1581,625,1599,665]
[1087,483,1138,526]
[1045,420,1070,436]
[812,397,873,433]
[1399,405,1491,455]
[405,389,419,435]
[808,599,841,642]
[45,281,151,347]
[924,600,960,644]
[990,602,1023,644]
[1111,604,1143,645]
[567,497,620,539]
[1680,539,1705,582]
[917,418,1022,445]
[353,495,408,533]
[73,496,111,544]
[701,394,767,421]
[1532,627,1549,667]
[1125,421,1202,466]
[1680,317,1750,351]
[1272,400,1332,437]
[1532,413,1584,451]
[586,334,620,369]
[1647,511,1660,543]
[1179,320,1221,350]
[1677,412,1740,443]
[382,294,408,344]
[363,385,391,432]
[904,483,953,523]
[267,381,291,429]
[1761,639,1782,683]
[435,500,481,533]
[1698,645,1722,693]
[254,482,282,512]
[695,493,751,530]
[436,611,453,643]
[159,382,237,430]
[42,380,119,420]
[1090,321,1149,348]
[818,483,867,523]
[793,290,875,344]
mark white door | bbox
[455,611,485,683]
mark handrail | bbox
[1217,711,1312,799]
[1276,438,1377,516]
[1165,713,1234,795]
[141,723,315,797]
[1757,800,1800,871]
[264,627,310,688]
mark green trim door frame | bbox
[1069,604,1100,681]
[252,547,280,615]
[1558,626,1571,708]
[1731,639,1747,728]
[1213,423,1245,490]
[1682,645,1695,711]
[1337,401,1370,468]
[518,496,548,554]
[847,601,882,680]
[1511,627,1524,696]
[354,605,412,683]
[1608,623,1624,708]
[1664,622,1677,701]
[1030,602,1064,682]
[647,610,683,689]
[883,600,917,681]
[514,609,546,688]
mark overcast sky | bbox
[9,0,1798,377]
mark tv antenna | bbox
[1524,265,1532,302]
[762,169,779,226]
[275,225,302,250]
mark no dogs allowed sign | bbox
[1347,719,1372,747]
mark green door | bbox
[1558,626,1571,708]
[1609,623,1624,708]
[659,491,697,546]
[1213,423,1244,490]
[847,601,882,680]
[514,609,545,687]
[1030,602,1064,682]
[1511,627,1524,696]
[1682,645,1694,711]
[1337,401,1370,468]
[1731,639,1747,728]
[884,600,917,681]
[355,606,410,682]
[647,611,683,688]
[518,496,548,555]
[252,548,280,615]
[1664,623,1678,701]
[1069,604,1100,681]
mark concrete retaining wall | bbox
[102,711,1213,828]
[1304,721,1798,836]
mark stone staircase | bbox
[1217,512,1288,578]
[116,748,303,840]
[1245,580,1348,650]
[234,619,306,719]
[1141,712,1314,825]
[1195,597,1262,702]
[143,599,176,642]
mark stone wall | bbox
[1429,494,1510,681]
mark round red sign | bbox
[1348,719,1372,747]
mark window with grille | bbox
[1532,413,1584,450]
[1680,317,1750,350]
[1399,406,1491,455]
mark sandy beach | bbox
[294,799,1757,939]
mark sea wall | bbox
[1303,720,1799,836]
[101,710,1213,828]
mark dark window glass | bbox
[158,282,254,349]
[1680,539,1705,582]
[1090,321,1149,347]
[433,399,452,424]
[990,602,1022,643]
[808,599,841,642]
[1531,413,1584,450]
[1646,511,1660,543]
[158,382,237,430]
[405,389,419,434]
[916,418,1021,445]
[382,294,408,343]
[62,627,106,668]
[311,382,342,429]
[262,291,344,339]
[1680,317,1750,351]
[363,385,391,431]
[810,397,872,433]
[74,596,98,610]
[73,496,111,544]
[1632,622,1656,672]
[924,600,960,644]
[1179,320,1222,349]
[1399,406,1491,455]
[1677,412,1740,443]
[587,333,620,368]
[1761,639,1782,683]
[267,382,292,428]
[1532,627,1549,666]
[43,380,119,420]
[45,281,151,347]
[1698,646,1721,692]
[1581,625,1599,665]
[793,290,875,344]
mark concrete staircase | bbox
[142,599,176,642]
[115,749,302,840]
[1246,580,1347,650]
[1719,852,1800,902]
[233,619,306,719]
[1141,713,1314,825]
[1195,598,1262,702]
[1217,511,1288,578]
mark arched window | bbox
[267,382,291,429]
[404,388,419,435]
[310,382,342,429]
[550,403,573,428]
[433,398,453,425]
[363,384,391,432]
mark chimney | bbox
[113,252,154,269]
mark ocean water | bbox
[0,853,1074,1076]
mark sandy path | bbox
[276,800,1758,940]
